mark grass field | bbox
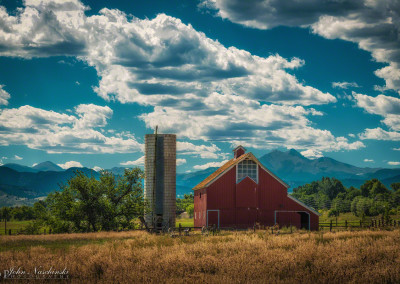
[0,220,31,234]
[0,229,399,282]
[176,218,194,227]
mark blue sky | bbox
[0,0,399,172]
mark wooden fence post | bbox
[360,220,362,228]
[345,220,348,230]
[8,229,11,235]
[330,220,333,232]
[179,223,182,236]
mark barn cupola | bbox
[233,145,246,159]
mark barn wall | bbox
[284,197,319,230]
[196,161,319,230]
[236,177,257,208]
[194,188,207,227]
[206,166,236,226]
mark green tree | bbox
[41,168,144,233]
[185,204,194,217]
[390,182,400,192]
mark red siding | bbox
[236,177,257,208]
[194,161,319,230]
[194,188,207,227]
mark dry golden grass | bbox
[1,229,399,283]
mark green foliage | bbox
[36,168,144,233]
[0,207,11,221]
[11,206,35,221]
[176,194,194,217]
[292,177,398,217]
[391,182,400,192]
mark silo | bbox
[144,133,176,230]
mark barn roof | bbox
[193,152,289,190]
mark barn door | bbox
[207,210,220,228]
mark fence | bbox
[319,218,400,231]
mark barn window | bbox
[237,159,258,183]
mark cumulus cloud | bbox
[177,141,224,159]
[193,160,229,170]
[353,93,400,117]
[57,160,83,169]
[301,149,323,159]
[0,104,142,154]
[0,85,10,105]
[203,0,400,94]
[359,127,400,141]
[141,92,361,153]
[354,92,400,136]
[0,1,365,156]
[120,156,144,166]
[0,2,335,106]
[14,155,23,160]
[394,148,400,151]
[332,82,360,89]
[364,159,374,162]
[177,158,187,166]
[388,161,400,166]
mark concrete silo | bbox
[144,132,176,230]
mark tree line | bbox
[0,168,195,233]
[292,177,400,218]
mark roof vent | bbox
[233,145,246,159]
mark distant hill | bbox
[0,166,99,200]
[32,161,63,172]
[176,167,218,197]
[2,163,39,173]
[0,151,399,207]
[259,149,380,181]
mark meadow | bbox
[0,229,399,283]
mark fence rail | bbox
[319,219,400,231]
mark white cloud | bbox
[388,161,400,166]
[74,104,113,129]
[0,3,335,106]
[120,156,144,166]
[57,161,83,169]
[393,148,400,151]
[140,93,356,154]
[0,1,365,156]
[354,92,400,135]
[177,141,223,159]
[121,156,186,166]
[0,85,10,105]
[203,0,400,94]
[193,160,229,170]
[364,159,374,163]
[353,93,400,117]
[0,104,142,154]
[332,82,360,89]
[359,128,400,141]
[32,163,37,167]
[348,133,355,138]
[14,155,23,160]
[301,149,322,159]
[92,166,102,172]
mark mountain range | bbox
[0,150,399,207]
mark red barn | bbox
[193,146,319,230]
